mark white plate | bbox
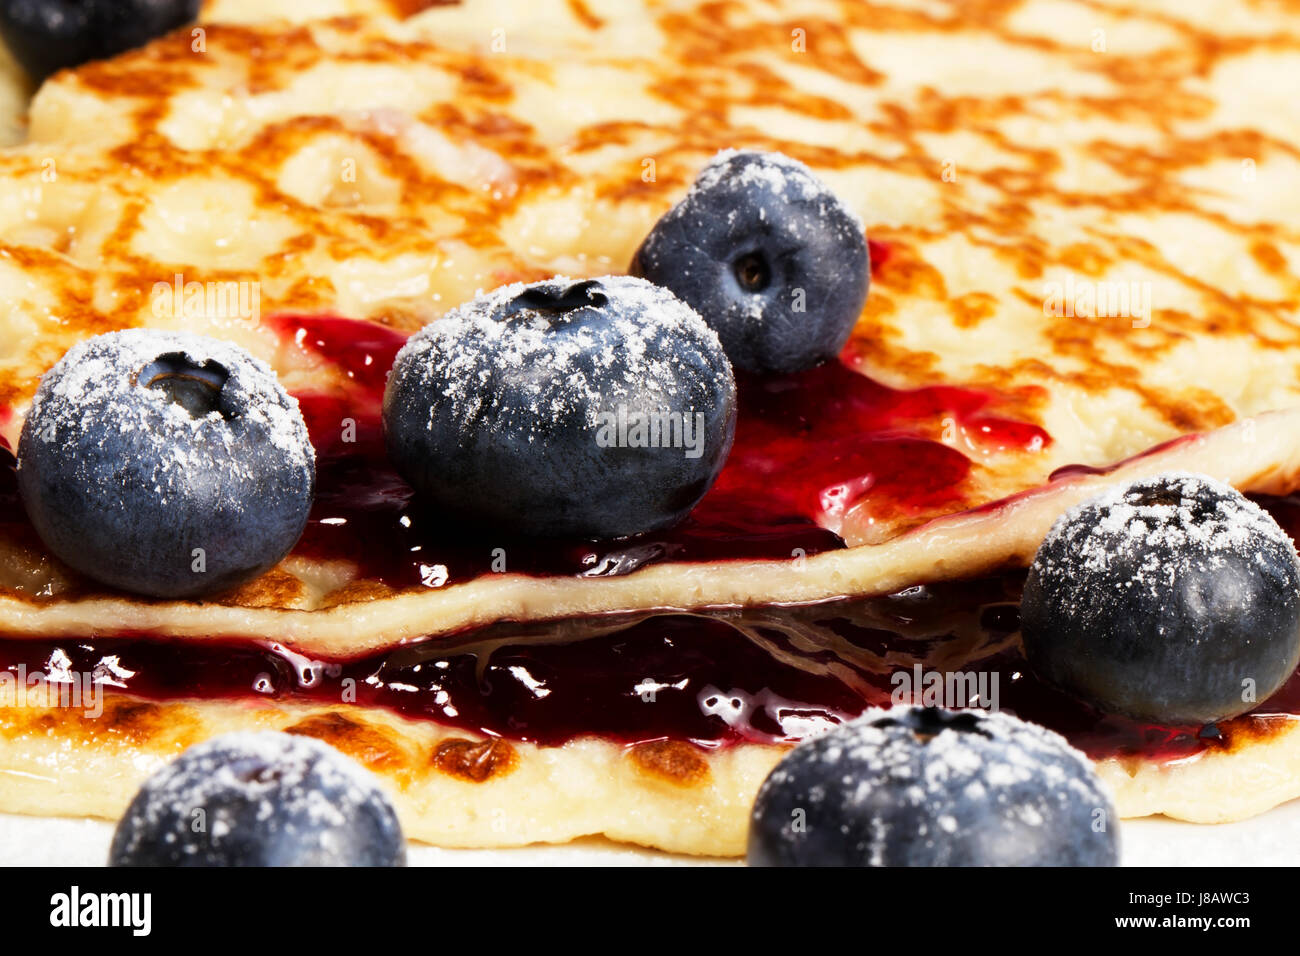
[5,801,1300,866]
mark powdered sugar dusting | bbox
[694,148,865,232]
[1035,471,1299,598]
[389,274,733,439]
[777,706,1104,811]
[110,731,402,864]
[19,328,313,506]
[754,706,1116,865]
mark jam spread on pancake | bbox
[277,313,1049,588]
[3,558,1300,762]
[1,311,1296,765]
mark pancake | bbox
[1,0,1300,856]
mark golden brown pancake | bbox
[1,0,1300,855]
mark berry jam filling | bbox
[3,547,1300,759]
[270,314,1050,588]
[4,312,1291,764]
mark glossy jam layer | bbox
[3,554,1299,758]
[272,314,1050,588]
[5,312,1287,764]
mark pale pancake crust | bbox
[1,0,1300,854]
[0,0,1297,620]
[0,689,1297,857]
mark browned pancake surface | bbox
[1,0,1300,852]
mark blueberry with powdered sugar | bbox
[1022,472,1300,725]
[748,706,1119,867]
[109,732,406,866]
[17,329,314,599]
[630,149,869,375]
[383,275,736,538]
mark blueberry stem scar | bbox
[505,279,609,318]
[137,354,230,419]
[733,252,771,292]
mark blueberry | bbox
[748,706,1119,866]
[109,732,406,867]
[1022,472,1300,725]
[630,150,869,375]
[17,329,315,599]
[383,275,736,538]
[0,0,200,82]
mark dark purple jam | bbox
[269,313,1049,588]
[2,560,1299,759]
[6,312,1293,764]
